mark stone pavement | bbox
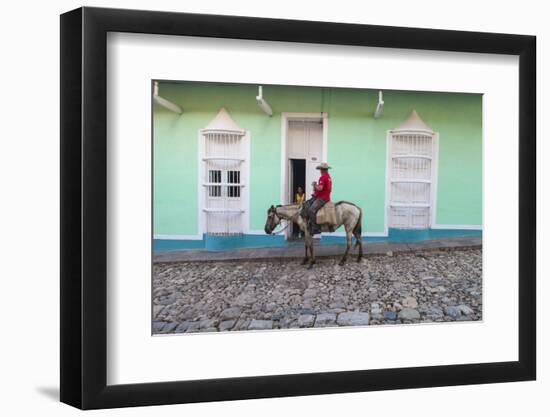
[153,235,482,263]
[152,243,483,334]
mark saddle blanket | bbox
[316,202,337,226]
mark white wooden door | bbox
[287,120,323,198]
[389,133,435,228]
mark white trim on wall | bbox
[279,115,288,207]
[430,133,440,228]
[322,112,328,163]
[247,229,268,235]
[321,231,388,238]
[431,224,482,230]
[197,130,205,237]
[243,131,251,233]
[154,234,203,240]
[383,130,391,236]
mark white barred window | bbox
[201,108,247,235]
[388,110,438,229]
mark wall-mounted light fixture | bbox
[256,85,273,116]
[374,90,384,118]
[153,81,183,114]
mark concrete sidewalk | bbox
[153,235,482,263]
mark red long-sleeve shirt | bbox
[314,172,332,202]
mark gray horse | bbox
[264,202,363,268]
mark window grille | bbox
[227,170,241,198]
[208,170,222,197]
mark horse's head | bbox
[264,205,281,234]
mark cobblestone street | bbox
[152,248,482,334]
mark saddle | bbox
[300,200,338,233]
[316,202,337,229]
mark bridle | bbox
[269,206,302,235]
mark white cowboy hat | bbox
[315,162,331,170]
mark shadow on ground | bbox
[35,386,59,401]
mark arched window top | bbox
[391,110,434,135]
[202,107,245,136]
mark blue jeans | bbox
[307,197,326,234]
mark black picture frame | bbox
[60,6,536,410]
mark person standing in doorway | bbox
[295,186,306,205]
[307,162,332,235]
[293,186,306,238]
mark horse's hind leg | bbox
[339,228,352,266]
[354,230,363,262]
[307,235,316,269]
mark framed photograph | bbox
[60,6,536,409]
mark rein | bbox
[271,206,302,235]
[272,221,290,235]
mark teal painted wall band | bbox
[153,229,481,252]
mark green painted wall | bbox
[154,81,482,236]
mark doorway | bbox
[282,114,327,239]
[289,158,306,238]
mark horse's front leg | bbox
[307,234,316,269]
[302,239,309,265]
[299,223,309,265]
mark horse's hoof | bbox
[357,256,362,263]
[339,260,346,266]
[307,264,314,270]
[301,259,308,265]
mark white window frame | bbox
[385,129,439,230]
[197,109,250,237]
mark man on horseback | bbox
[306,162,332,235]
[265,167,363,266]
